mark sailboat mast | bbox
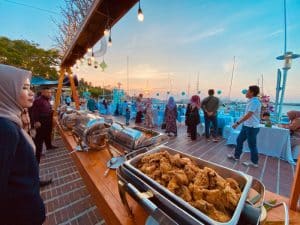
[227,56,236,103]
[126,56,129,97]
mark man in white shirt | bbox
[228,85,261,167]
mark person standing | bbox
[145,98,154,128]
[0,64,45,225]
[125,107,131,126]
[135,93,144,124]
[228,85,261,167]
[87,96,97,112]
[281,111,300,149]
[164,96,178,136]
[201,89,220,142]
[65,95,72,106]
[186,95,201,140]
[31,87,57,164]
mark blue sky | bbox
[1,0,300,102]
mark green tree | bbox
[0,36,60,80]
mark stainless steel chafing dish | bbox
[108,123,168,152]
[117,146,255,225]
[72,113,110,151]
[59,107,79,130]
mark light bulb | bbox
[104,28,109,36]
[87,48,92,53]
[138,8,144,22]
[87,58,92,66]
[76,59,80,64]
[108,36,112,47]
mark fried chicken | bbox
[137,151,242,222]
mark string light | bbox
[137,0,144,22]
[108,29,112,47]
[104,28,109,36]
[91,48,95,61]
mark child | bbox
[125,107,130,125]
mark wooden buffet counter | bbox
[55,119,299,225]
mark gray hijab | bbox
[0,64,35,151]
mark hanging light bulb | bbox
[108,29,112,47]
[87,57,92,66]
[137,0,144,22]
[76,59,80,65]
[94,60,98,69]
[91,49,95,61]
[104,28,109,36]
[87,48,92,53]
[104,22,109,37]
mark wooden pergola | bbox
[54,0,300,219]
[54,0,138,112]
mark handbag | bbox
[161,122,166,129]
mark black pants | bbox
[204,115,218,138]
[135,111,143,123]
[190,124,197,140]
[34,117,53,164]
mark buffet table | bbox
[225,124,295,164]
[54,118,300,225]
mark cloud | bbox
[180,28,225,44]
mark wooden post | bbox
[67,68,80,110]
[290,155,300,210]
[53,68,65,116]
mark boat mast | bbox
[227,56,236,103]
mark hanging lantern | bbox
[167,91,170,95]
[100,60,107,71]
[181,91,185,96]
[156,93,159,96]
[94,60,98,69]
[241,89,247,94]
[217,90,222,95]
[87,57,92,66]
[198,91,201,94]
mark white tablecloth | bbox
[225,124,295,164]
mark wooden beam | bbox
[53,68,65,116]
[67,68,80,110]
[290,154,300,210]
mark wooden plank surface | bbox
[55,118,299,225]
[56,119,147,225]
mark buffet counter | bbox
[54,117,300,225]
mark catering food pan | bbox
[108,123,168,152]
[60,110,79,130]
[72,113,110,150]
[123,145,253,225]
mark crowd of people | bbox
[1,64,300,224]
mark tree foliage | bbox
[78,77,112,99]
[0,36,60,80]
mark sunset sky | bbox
[1,0,300,102]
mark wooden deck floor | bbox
[39,121,296,224]
[163,125,296,198]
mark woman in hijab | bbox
[135,93,144,124]
[164,96,178,136]
[282,110,300,149]
[186,95,201,140]
[0,64,45,225]
[144,98,154,128]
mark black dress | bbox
[0,118,45,225]
[186,106,200,140]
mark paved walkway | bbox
[40,138,105,225]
